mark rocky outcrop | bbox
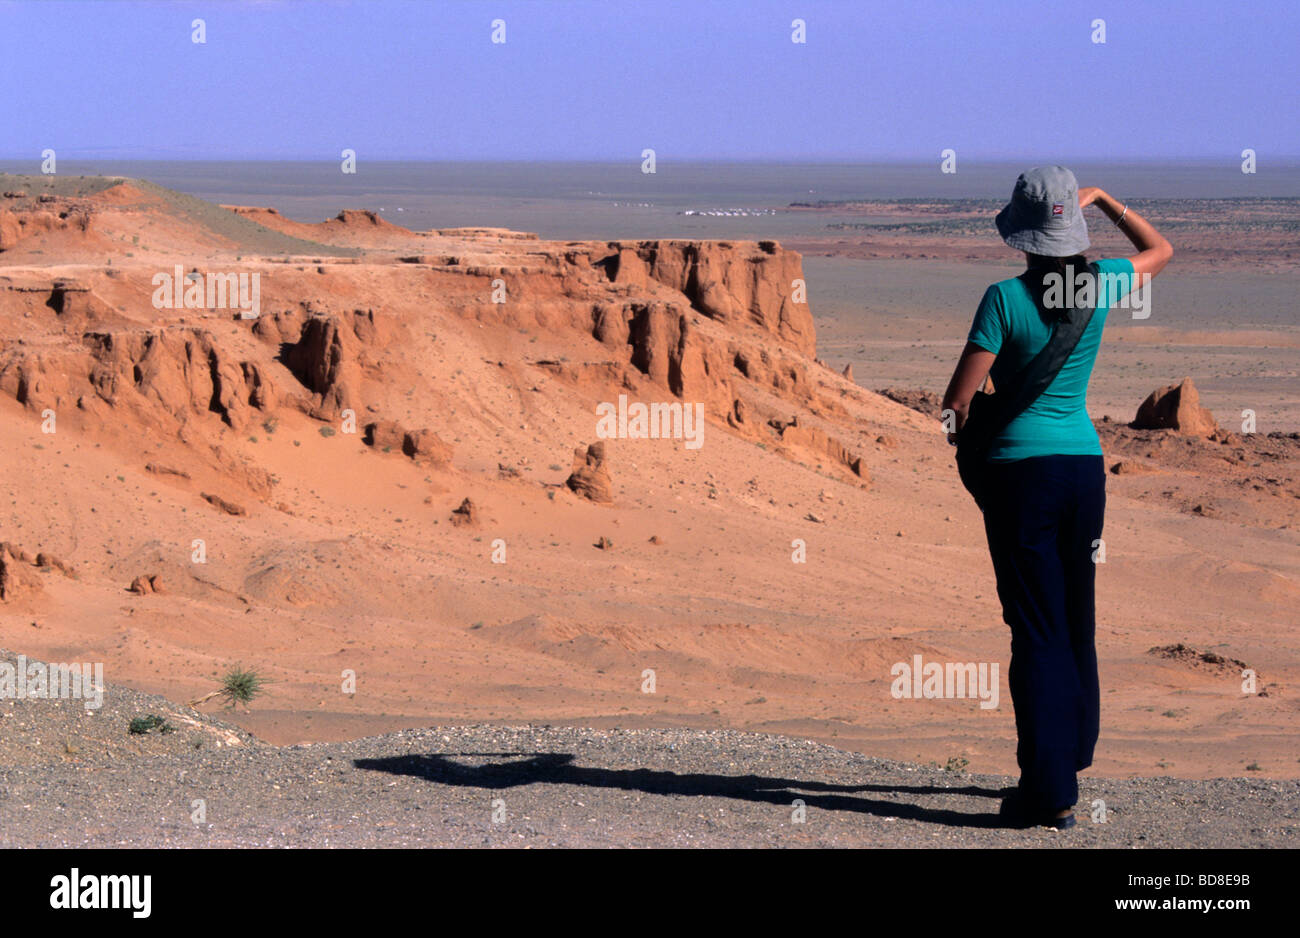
[363,419,405,452]
[277,309,383,418]
[363,420,453,467]
[0,211,22,251]
[202,492,247,516]
[0,544,42,601]
[0,208,92,252]
[1134,377,1217,436]
[613,241,815,357]
[773,418,866,481]
[280,315,359,416]
[450,497,479,527]
[45,281,115,325]
[0,179,868,518]
[402,428,453,466]
[83,327,273,431]
[35,552,74,578]
[566,441,613,503]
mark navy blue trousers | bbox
[982,454,1105,814]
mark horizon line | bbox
[3,155,1298,165]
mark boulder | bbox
[128,574,165,595]
[1133,377,1217,436]
[450,497,478,527]
[402,428,453,467]
[363,420,405,451]
[364,421,453,467]
[566,441,613,503]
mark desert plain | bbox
[0,169,1297,789]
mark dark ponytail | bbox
[1022,253,1091,322]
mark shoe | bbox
[1000,790,1076,830]
[1046,812,1076,830]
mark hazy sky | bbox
[2,0,1296,161]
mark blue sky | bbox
[1,0,1296,160]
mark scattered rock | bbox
[726,397,746,428]
[778,421,867,480]
[450,497,478,527]
[1109,460,1157,476]
[34,552,74,578]
[201,493,247,516]
[0,542,33,564]
[595,537,613,550]
[1149,643,1248,674]
[877,387,943,419]
[128,574,165,595]
[145,463,191,480]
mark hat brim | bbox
[996,203,1090,256]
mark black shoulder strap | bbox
[983,262,1099,441]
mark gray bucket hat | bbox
[995,165,1089,256]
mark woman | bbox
[941,166,1172,829]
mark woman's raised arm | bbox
[1078,186,1173,279]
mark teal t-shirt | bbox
[967,257,1135,462]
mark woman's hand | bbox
[942,343,996,445]
[1077,186,1104,209]
[1077,186,1174,278]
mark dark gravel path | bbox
[1,651,1296,848]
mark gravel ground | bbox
[1,650,1296,848]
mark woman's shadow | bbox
[354,751,1014,829]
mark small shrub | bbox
[190,664,270,710]
[128,715,174,735]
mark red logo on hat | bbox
[1052,203,1064,216]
